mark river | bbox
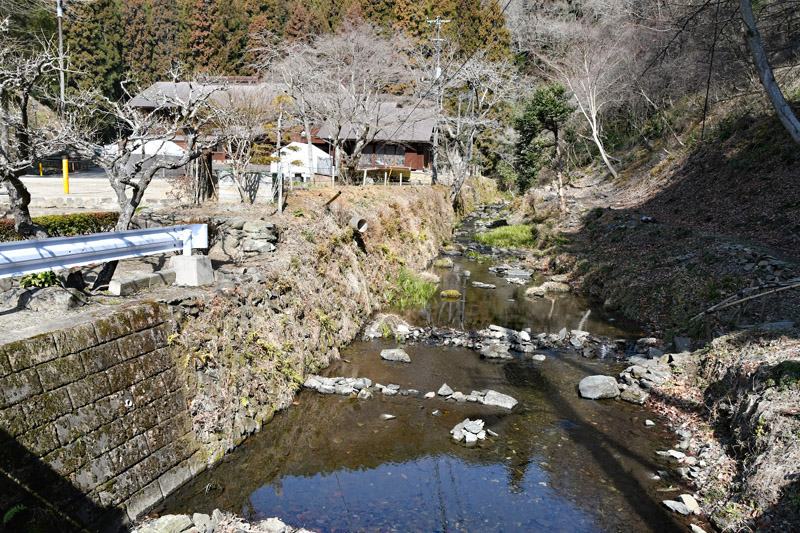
[158,208,695,532]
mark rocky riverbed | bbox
[147,204,718,532]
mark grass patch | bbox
[388,268,438,311]
[473,225,538,248]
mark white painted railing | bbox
[0,224,208,279]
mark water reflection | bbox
[246,456,600,532]
[413,249,638,337]
[161,341,688,532]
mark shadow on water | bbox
[160,338,699,531]
[0,428,125,533]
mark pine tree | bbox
[121,0,153,84]
[64,0,125,98]
[478,0,511,62]
[184,0,217,72]
[362,0,396,29]
[285,3,318,42]
[150,0,182,80]
[245,0,291,41]
[514,83,574,194]
[209,0,249,73]
[392,0,426,42]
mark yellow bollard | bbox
[39,163,43,176]
[62,157,69,194]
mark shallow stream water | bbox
[160,212,697,532]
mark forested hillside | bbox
[6,0,509,98]
[6,0,799,195]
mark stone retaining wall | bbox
[0,302,201,526]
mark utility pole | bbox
[56,0,69,194]
[56,0,65,106]
[426,16,451,185]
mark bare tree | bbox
[538,25,631,180]
[65,76,218,287]
[211,85,278,203]
[439,52,517,202]
[0,25,67,238]
[69,78,218,233]
[740,0,800,145]
[276,21,413,184]
[258,37,320,188]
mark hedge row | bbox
[0,212,119,242]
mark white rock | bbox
[438,383,454,396]
[424,391,436,399]
[679,494,701,515]
[667,450,686,460]
[578,375,620,399]
[463,419,484,433]
[662,500,691,515]
[380,348,411,363]
[479,390,518,410]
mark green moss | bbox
[473,225,538,248]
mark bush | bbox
[0,212,119,242]
[473,225,538,248]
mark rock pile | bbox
[724,243,799,283]
[662,494,701,516]
[212,219,279,257]
[450,418,498,445]
[436,383,518,409]
[525,281,570,297]
[575,337,686,404]
[303,376,375,399]
[132,509,311,533]
[361,316,619,361]
[488,264,533,279]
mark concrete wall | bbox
[0,302,202,525]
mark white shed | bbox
[269,142,332,180]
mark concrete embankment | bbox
[0,185,456,529]
[0,302,198,530]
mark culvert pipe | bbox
[349,216,368,233]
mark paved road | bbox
[19,169,174,199]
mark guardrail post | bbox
[182,229,193,256]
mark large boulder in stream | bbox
[578,375,620,399]
[479,390,518,410]
[381,348,411,363]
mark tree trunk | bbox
[93,177,137,290]
[555,128,567,217]
[740,0,800,145]
[304,116,314,185]
[591,123,618,180]
[3,175,47,238]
